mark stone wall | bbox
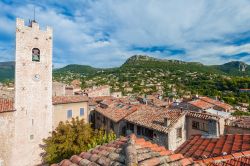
[168,115,186,150]
[186,117,219,139]
[225,126,250,134]
[0,112,14,166]
[52,82,66,96]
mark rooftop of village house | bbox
[188,100,214,110]
[125,107,186,134]
[52,96,89,105]
[51,134,250,166]
[0,98,15,113]
[227,117,250,129]
[95,98,139,122]
[175,134,250,165]
[51,134,197,166]
[199,97,233,111]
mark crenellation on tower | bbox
[16,18,25,28]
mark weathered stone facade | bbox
[225,125,250,134]
[9,18,53,166]
[94,111,127,136]
[0,112,15,166]
[186,116,222,139]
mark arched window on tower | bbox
[32,48,40,62]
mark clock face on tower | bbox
[33,74,40,81]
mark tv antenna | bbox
[33,6,36,22]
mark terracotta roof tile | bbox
[227,117,250,129]
[52,96,89,105]
[95,99,139,122]
[188,100,214,110]
[186,111,221,120]
[200,97,233,111]
[125,107,186,134]
[0,98,15,113]
[176,134,250,162]
[52,134,195,166]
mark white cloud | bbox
[1,0,250,67]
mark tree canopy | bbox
[42,118,116,164]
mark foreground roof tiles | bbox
[52,96,89,105]
[51,134,197,166]
[201,151,250,165]
[175,134,250,161]
[0,98,15,113]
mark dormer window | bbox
[32,48,40,62]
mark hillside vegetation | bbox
[1,55,250,106]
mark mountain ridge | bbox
[0,55,249,81]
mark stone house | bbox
[124,107,186,150]
[111,91,122,98]
[83,85,111,97]
[52,82,74,96]
[225,117,250,134]
[94,98,138,137]
[185,111,225,139]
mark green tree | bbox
[42,117,116,164]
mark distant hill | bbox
[212,61,250,76]
[0,61,15,82]
[122,55,222,74]
[53,64,100,75]
[0,55,249,82]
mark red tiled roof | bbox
[0,98,15,113]
[95,101,138,122]
[89,96,114,106]
[51,134,196,166]
[52,96,89,105]
[188,100,214,110]
[200,97,233,111]
[175,134,250,161]
[227,117,250,129]
[125,107,185,134]
[197,151,250,165]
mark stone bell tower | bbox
[11,18,53,165]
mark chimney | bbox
[164,118,170,127]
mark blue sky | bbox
[1,0,250,68]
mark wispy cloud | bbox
[0,0,250,67]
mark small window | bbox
[30,134,34,140]
[80,108,84,116]
[67,110,72,119]
[110,121,114,130]
[192,121,200,130]
[176,127,182,139]
[32,48,40,62]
